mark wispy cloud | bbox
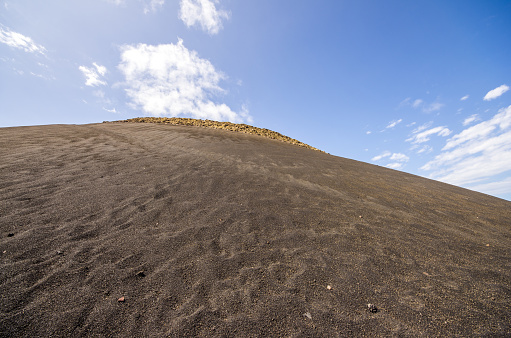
[462,114,479,126]
[421,105,511,187]
[412,99,423,108]
[0,26,46,54]
[406,125,451,144]
[179,0,230,35]
[469,176,511,196]
[118,39,251,123]
[460,94,469,101]
[400,97,444,113]
[372,151,409,170]
[411,122,432,133]
[414,144,433,154]
[484,84,509,101]
[399,97,412,107]
[423,102,444,113]
[386,162,405,170]
[390,153,410,161]
[385,118,402,129]
[106,0,164,13]
[79,63,107,87]
[372,151,391,161]
[144,0,164,14]
[105,0,125,4]
[103,107,119,113]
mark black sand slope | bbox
[1,122,510,337]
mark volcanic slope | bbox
[1,122,510,337]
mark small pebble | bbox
[57,251,63,255]
[326,285,332,290]
[118,297,125,302]
[486,244,490,247]
[136,271,146,277]
[303,312,312,320]
[367,304,378,313]
[7,233,14,237]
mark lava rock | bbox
[367,304,378,313]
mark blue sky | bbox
[1,0,511,201]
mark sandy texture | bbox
[1,122,510,337]
[109,117,322,152]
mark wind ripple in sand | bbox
[1,123,511,337]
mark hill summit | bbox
[1,121,510,336]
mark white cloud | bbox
[103,107,119,113]
[93,90,106,98]
[29,72,44,78]
[372,151,391,161]
[106,0,164,13]
[95,63,107,76]
[415,144,433,154]
[385,118,402,129]
[412,99,423,108]
[390,153,409,162]
[406,125,451,144]
[179,0,230,35]
[372,152,409,168]
[460,94,469,101]
[144,0,164,14]
[79,62,107,87]
[400,97,443,113]
[423,102,444,113]
[484,84,509,101]
[462,114,479,126]
[443,107,511,150]
[0,26,46,54]
[413,122,432,133]
[118,39,251,123]
[421,105,511,187]
[386,162,404,170]
[373,151,409,170]
[399,97,411,107]
[469,176,511,196]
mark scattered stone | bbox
[56,251,63,255]
[367,304,378,313]
[326,285,332,290]
[7,233,14,237]
[118,297,125,302]
[303,312,312,320]
[136,271,146,277]
[359,215,363,218]
[111,117,324,152]
[486,244,490,247]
